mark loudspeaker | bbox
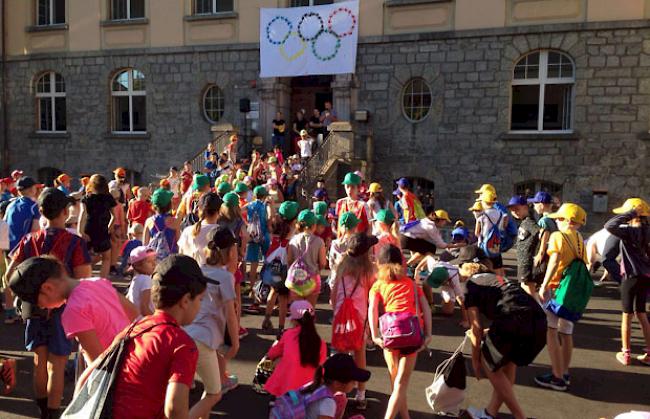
[239,98,251,113]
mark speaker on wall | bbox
[239,98,251,113]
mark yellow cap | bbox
[612,198,650,217]
[549,203,587,225]
[468,200,483,212]
[474,184,496,194]
[368,182,383,193]
[479,190,497,204]
[434,209,451,223]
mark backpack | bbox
[479,212,503,258]
[285,236,318,297]
[413,198,426,220]
[147,216,172,261]
[252,355,275,394]
[270,383,333,419]
[254,280,271,303]
[182,193,200,228]
[500,211,518,253]
[426,336,467,416]
[331,277,364,352]
[247,204,264,244]
[544,233,593,322]
[261,240,288,286]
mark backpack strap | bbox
[561,232,584,262]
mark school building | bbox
[0,0,649,227]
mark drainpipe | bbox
[1,0,8,174]
[366,128,374,181]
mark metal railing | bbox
[185,130,233,174]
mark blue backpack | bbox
[479,212,503,258]
[270,384,333,419]
[494,202,517,252]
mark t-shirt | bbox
[5,196,40,252]
[112,311,198,419]
[546,230,586,290]
[321,109,337,127]
[61,278,130,357]
[586,228,614,259]
[289,233,324,273]
[177,222,219,266]
[516,216,540,281]
[128,200,153,226]
[402,218,446,248]
[108,180,130,204]
[370,276,424,315]
[298,138,314,158]
[294,118,307,133]
[82,194,117,239]
[11,228,90,275]
[306,391,336,419]
[538,215,558,232]
[273,119,286,136]
[335,198,370,234]
[464,273,538,320]
[400,191,420,223]
[126,274,153,316]
[309,116,324,136]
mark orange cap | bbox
[114,167,126,178]
[56,173,70,183]
[81,177,90,186]
[160,179,170,188]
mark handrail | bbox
[186,130,231,174]
[297,130,351,202]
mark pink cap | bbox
[129,246,156,265]
[289,300,314,320]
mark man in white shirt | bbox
[297,129,314,164]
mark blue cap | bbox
[527,191,552,204]
[313,188,326,199]
[392,189,402,196]
[507,195,528,207]
[396,178,410,188]
[451,227,468,240]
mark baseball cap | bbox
[548,203,587,225]
[315,215,328,226]
[375,209,395,225]
[114,167,126,178]
[313,188,327,199]
[474,184,496,194]
[368,183,382,193]
[222,192,240,208]
[433,210,451,223]
[299,129,308,136]
[451,227,468,242]
[392,189,402,197]
[377,244,403,265]
[9,257,62,305]
[56,173,70,183]
[468,199,483,212]
[338,212,360,230]
[11,170,24,179]
[206,225,237,250]
[323,353,371,383]
[16,177,36,191]
[347,233,378,257]
[159,178,170,188]
[342,172,361,186]
[151,188,174,208]
[479,190,497,203]
[312,201,327,216]
[612,198,650,217]
[192,174,210,191]
[234,182,248,193]
[199,192,222,212]
[129,246,156,265]
[396,178,410,188]
[506,195,528,208]
[216,182,231,195]
[527,191,553,204]
[153,254,213,287]
[297,209,316,227]
[289,299,314,320]
[38,187,75,220]
[253,185,267,198]
[279,201,299,221]
[426,267,449,288]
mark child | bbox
[415,258,465,317]
[373,209,402,262]
[604,198,650,366]
[535,203,587,392]
[288,210,326,306]
[185,225,241,412]
[143,188,180,259]
[243,186,271,314]
[399,206,457,268]
[507,195,542,300]
[335,173,370,235]
[396,177,423,223]
[119,223,143,275]
[529,191,558,272]
[368,245,432,419]
[330,234,377,410]
[53,173,71,196]
[109,187,127,275]
[0,201,12,324]
[127,186,153,227]
[177,192,222,265]
[297,129,314,165]
[126,246,156,317]
[367,183,398,235]
[264,300,327,397]
[328,212,358,290]
[313,201,332,248]
[475,190,508,276]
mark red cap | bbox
[11,170,23,179]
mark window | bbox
[401,78,432,123]
[395,177,435,207]
[111,69,146,133]
[35,72,66,132]
[203,85,225,123]
[511,50,575,132]
[515,180,563,201]
[37,167,63,187]
[290,0,333,6]
[37,0,65,25]
[111,0,145,20]
[194,0,234,14]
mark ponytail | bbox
[297,312,322,368]
[192,212,206,238]
[301,365,325,394]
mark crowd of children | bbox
[0,136,648,419]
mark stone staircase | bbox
[185,123,237,173]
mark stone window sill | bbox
[29,132,70,139]
[385,0,452,7]
[100,18,149,27]
[184,12,238,22]
[500,132,580,141]
[26,23,69,33]
[105,132,151,140]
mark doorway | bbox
[290,75,333,120]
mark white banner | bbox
[260,0,359,78]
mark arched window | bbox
[203,85,225,123]
[511,50,575,132]
[401,78,432,123]
[35,71,66,132]
[111,69,146,133]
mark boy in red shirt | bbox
[335,172,370,235]
[127,186,153,226]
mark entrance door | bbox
[290,75,333,121]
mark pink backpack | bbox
[331,277,364,352]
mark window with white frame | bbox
[194,0,234,14]
[511,50,575,132]
[111,69,146,133]
[203,85,225,123]
[401,78,432,123]
[290,0,333,6]
[111,0,145,20]
[37,0,65,26]
[35,72,66,132]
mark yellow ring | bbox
[279,31,307,62]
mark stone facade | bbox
[2,19,649,229]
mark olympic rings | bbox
[266,16,292,45]
[311,29,341,62]
[279,32,307,62]
[327,7,356,38]
[297,12,324,42]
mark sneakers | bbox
[616,351,631,366]
[637,352,650,366]
[534,373,568,391]
[238,327,249,339]
[466,407,494,419]
[221,375,239,394]
[563,374,571,386]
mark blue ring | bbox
[266,16,292,45]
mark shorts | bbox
[87,233,112,254]
[620,276,649,314]
[25,307,73,356]
[245,241,268,263]
[477,249,503,269]
[482,309,547,371]
[545,310,575,335]
[272,279,290,296]
[399,235,436,255]
[194,340,221,394]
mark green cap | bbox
[192,174,210,191]
[151,188,174,208]
[297,209,316,227]
[316,215,328,226]
[426,267,449,288]
[279,201,299,221]
[234,182,248,193]
[375,209,395,225]
[338,211,360,230]
[222,192,239,208]
[253,185,267,198]
[217,182,231,195]
[342,172,362,186]
[313,201,328,216]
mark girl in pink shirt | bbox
[264,300,327,396]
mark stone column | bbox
[258,77,291,150]
[332,74,353,122]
